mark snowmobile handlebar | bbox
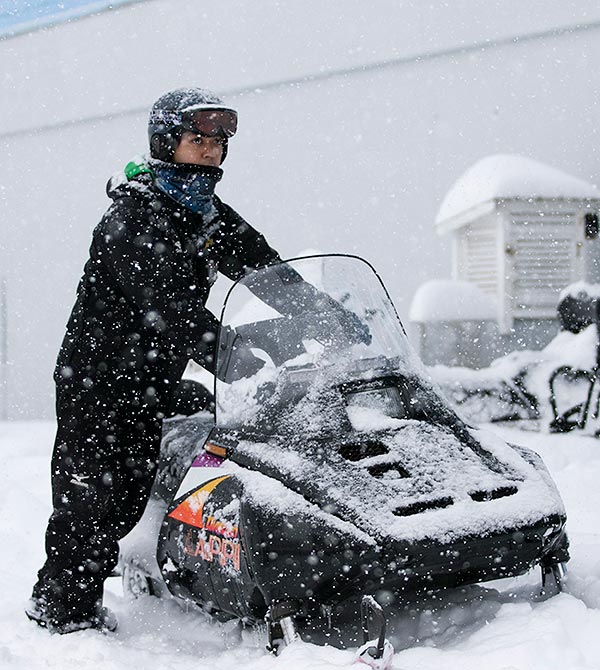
[217,309,371,382]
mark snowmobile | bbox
[119,255,569,664]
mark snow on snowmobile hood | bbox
[212,256,565,546]
[229,424,564,546]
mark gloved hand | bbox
[216,325,266,383]
[309,308,372,347]
[338,308,372,345]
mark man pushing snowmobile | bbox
[27,87,287,634]
[28,87,369,635]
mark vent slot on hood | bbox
[393,496,453,517]
[470,485,518,502]
[339,440,389,462]
[366,462,410,479]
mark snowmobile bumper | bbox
[338,513,570,599]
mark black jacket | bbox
[55,172,280,409]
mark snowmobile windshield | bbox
[215,255,424,432]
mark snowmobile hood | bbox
[212,256,566,548]
[228,420,565,546]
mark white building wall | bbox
[2,1,600,418]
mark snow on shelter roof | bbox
[409,279,496,323]
[435,154,600,229]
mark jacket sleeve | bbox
[213,204,369,343]
[214,203,337,317]
[92,198,221,371]
[216,202,281,281]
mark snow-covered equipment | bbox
[433,281,600,435]
[557,282,600,334]
[120,255,569,654]
[410,279,497,368]
[549,286,600,433]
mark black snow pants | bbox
[32,384,163,623]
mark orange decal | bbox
[168,475,231,529]
[205,515,239,539]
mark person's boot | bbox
[26,573,117,634]
[25,595,117,634]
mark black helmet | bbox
[148,87,237,163]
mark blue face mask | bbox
[153,163,223,215]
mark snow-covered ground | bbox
[2,420,600,669]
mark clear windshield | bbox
[215,255,422,432]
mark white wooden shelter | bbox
[435,155,600,332]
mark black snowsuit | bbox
[33,171,280,623]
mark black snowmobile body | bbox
[121,255,569,644]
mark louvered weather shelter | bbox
[435,155,600,336]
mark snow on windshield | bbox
[215,256,423,430]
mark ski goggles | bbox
[150,107,238,138]
[181,108,238,138]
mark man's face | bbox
[173,131,224,166]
